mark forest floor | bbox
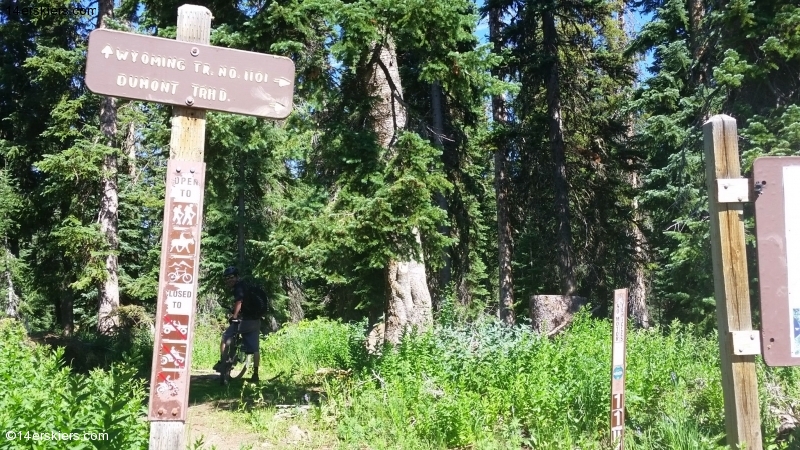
[187,371,339,450]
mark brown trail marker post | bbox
[703,115,762,449]
[609,288,628,450]
[84,4,295,448]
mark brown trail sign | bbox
[753,156,800,367]
[83,5,295,449]
[86,28,295,118]
[147,161,205,422]
[609,289,627,450]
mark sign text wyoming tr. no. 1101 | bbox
[85,28,295,119]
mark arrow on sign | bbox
[101,45,113,59]
[274,77,292,88]
[251,86,291,118]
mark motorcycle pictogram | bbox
[160,346,186,368]
[156,373,179,397]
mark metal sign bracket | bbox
[716,178,751,203]
[731,330,761,356]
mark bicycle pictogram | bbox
[168,261,193,283]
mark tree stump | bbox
[530,295,587,335]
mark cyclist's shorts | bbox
[222,320,261,354]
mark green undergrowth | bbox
[0,319,149,449]
[321,314,734,449]
[191,312,800,449]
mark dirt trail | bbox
[187,403,266,450]
[186,372,336,450]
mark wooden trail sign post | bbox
[84,5,295,448]
[609,289,628,450]
[703,115,762,449]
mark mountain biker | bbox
[213,266,261,382]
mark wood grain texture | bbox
[149,421,184,449]
[703,115,762,450]
[150,5,212,449]
[170,4,211,162]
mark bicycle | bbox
[219,319,253,385]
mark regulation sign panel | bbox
[148,160,206,421]
[610,289,628,450]
[85,29,295,119]
[754,156,800,366]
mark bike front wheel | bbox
[230,352,251,380]
[220,343,251,384]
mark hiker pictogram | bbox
[171,204,197,226]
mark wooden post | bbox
[169,5,211,162]
[703,115,762,449]
[610,289,628,450]
[149,5,212,449]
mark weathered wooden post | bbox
[609,288,628,450]
[84,4,295,447]
[148,6,211,448]
[703,114,762,449]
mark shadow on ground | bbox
[189,370,325,412]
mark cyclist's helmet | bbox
[223,266,239,278]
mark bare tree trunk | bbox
[629,170,650,328]
[61,278,75,336]
[385,260,412,345]
[237,153,246,269]
[490,5,515,326]
[125,121,136,179]
[619,2,650,327]
[431,81,451,303]
[543,9,576,296]
[282,277,306,323]
[96,0,120,334]
[408,227,433,327]
[4,245,19,319]
[368,36,434,344]
[689,0,705,84]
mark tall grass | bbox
[190,312,800,449]
[316,313,730,448]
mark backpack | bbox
[241,282,270,319]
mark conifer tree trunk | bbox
[543,8,576,296]
[238,153,246,269]
[431,81,451,302]
[96,0,120,334]
[369,36,433,345]
[619,2,650,327]
[629,170,650,328]
[490,6,515,326]
[61,277,75,335]
[689,0,706,85]
[282,277,305,323]
[125,121,136,179]
[4,245,19,319]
